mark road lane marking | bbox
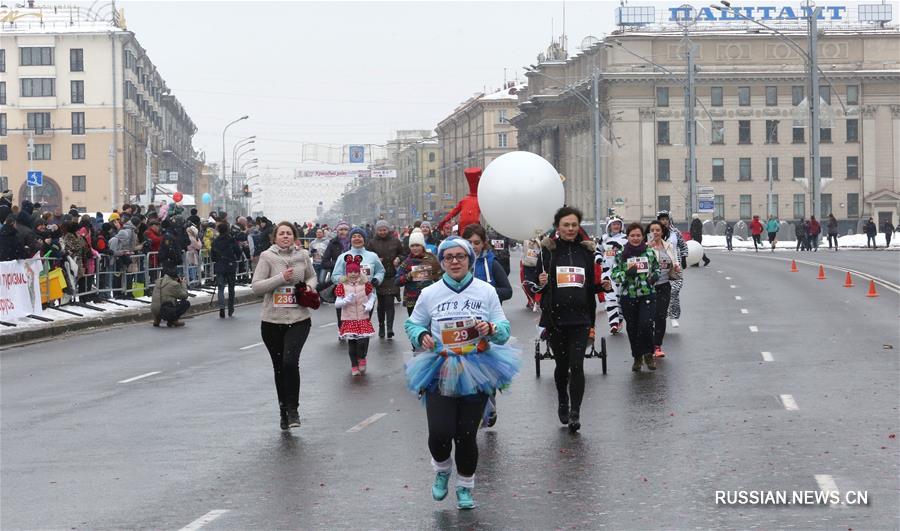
[749,325,759,332]
[716,270,723,273]
[318,322,337,328]
[734,296,742,300]
[741,308,749,314]
[814,475,841,507]
[239,342,264,350]
[730,285,737,289]
[118,371,161,384]
[347,412,387,433]
[179,510,229,531]
[779,394,799,410]
[725,276,732,280]
[761,351,774,362]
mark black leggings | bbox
[621,295,656,359]
[752,234,761,250]
[425,390,488,477]
[216,272,235,310]
[348,338,370,366]
[653,283,671,347]
[547,326,590,412]
[376,294,395,332]
[260,320,311,409]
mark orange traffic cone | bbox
[790,260,799,272]
[817,265,826,280]
[866,280,879,297]
[843,272,854,288]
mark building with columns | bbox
[512,7,900,229]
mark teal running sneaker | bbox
[431,471,450,501]
[456,486,475,510]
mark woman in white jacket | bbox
[647,220,681,358]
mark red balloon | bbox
[173,192,183,202]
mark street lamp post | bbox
[221,115,248,211]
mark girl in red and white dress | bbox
[334,256,376,375]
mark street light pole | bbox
[221,115,248,211]
[808,7,822,221]
[591,70,603,226]
[685,42,698,216]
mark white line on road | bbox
[741,308,749,314]
[318,322,337,329]
[734,296,743,300]
[239,342,264,350]
[761,351,774,362]
[725,276,732,280]
[179,510,229,531]
[780,394,799,411]
[749,325,759,332]
[118,371,161,384]
[730,285,737,289]
[347,413,387,433]
[716,270,723,273]
[814,474,841,507]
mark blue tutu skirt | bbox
[405,341,521,398]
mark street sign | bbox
[348,145,365,163]
[26,171,43,187]
[698,186,715,213]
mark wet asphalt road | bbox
[2,251,898,530]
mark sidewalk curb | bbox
[1,290,263,349]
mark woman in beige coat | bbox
[251,221,317,430]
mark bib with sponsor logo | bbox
[411,264,432,282]
[627,256,650,274]
[439,318,481,354]
[556,266,585,288]
[526,247,540,259]
[491,239,505,251]
[273,286,296,307]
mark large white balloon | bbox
[479,151,564,241]
[686,240,704,266]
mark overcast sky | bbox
[119,0,623,174]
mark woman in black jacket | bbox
[536,206,600,433]
[211,222,242,318]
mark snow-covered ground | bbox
[700,233,899,250]
[0,285,255,338]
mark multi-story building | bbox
[436,84,521,213]
[513,6,900,230]
[395,140,440,223]
[0,2,198,213]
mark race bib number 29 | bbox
[439,318,480,354]
[556,266,585,288]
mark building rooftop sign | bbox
[616,4,893,27]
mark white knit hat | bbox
[408,228,425,248]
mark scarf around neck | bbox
[620,241,647,261]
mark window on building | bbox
[792,86,804,106]
[711,120,724,144]
[657,121,670,144]
[819,127,832,143]
[428,169,435,178]
[714,194,725,220]
[72,175,86,192]
[821,193,832,217]
[793,193,805,218]
[766,157,779,181]
[27,112,51,134]
[71,112,85,135]
[765,120,779,143]
[710,86,723,107]
[846,119,858,142]
[657,159,671,181]
[0,113,5,136]
[793,157,805,179]
[33,144,51,160]
[769,194,779,218]
[738,120,751,144]
[712,158,725,181]
[71,80,84,104]
[821,156,832,178]
[0,49,4,72]
[792,122,805,143]
[766,86,778,106]
[20,78,55,97]
[0,177,7,191]
[656,87,669,107]
[819,85,831,105]
[846,85,859,105]
[739,158,752,181]
[846,156,859,179]
[72,143,86,160]
[0,145,6,161]
[738,86,751,106]
[70,48,84,71]
[20,47,54,66]
[0,82,5,105]
[740,194,752,219]
[498,110,507,123]
[658,195,671,213]
[847,193,859,217]
[497,132,508,148]
[428,152,436,162]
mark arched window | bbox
[18,174,62,214]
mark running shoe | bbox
[632,357,642,372]
[456,486,475,510]
[287,409,301,429]
[671,319,679,328]
[567,410,581,433]
[654,346,666,358]
[557,403,569,425]
[643,353,657,370]
[432,471,450,501]
[358,359,367,374]
[351,366,360,376]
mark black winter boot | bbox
[279,407,289,430]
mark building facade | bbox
[0,3,198,213]
[436,84,521,212]
[394,140,440,223]
[513,9,900,229]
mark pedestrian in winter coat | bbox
[765,216,780,251]
[462,223,513,303]
[309,229,330,285]
[795,218,807,251]
[320,221,351,279]
[367,220,405,338]
[688,214,710,266]
[827,214,839,250]
[485,227,512,275]
[144,221,164,268]
[151,265,190,327]
[807,216,821,251]
[882,219,895,248]
[865,218,878,248]
[211,222,242,317]
[750,215,764,252]
[724,222,734,251]
[395,229,442,315]
[0,217,26,261]
[331,227,385,330]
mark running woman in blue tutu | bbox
[404,237,520,510]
